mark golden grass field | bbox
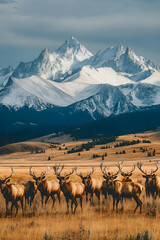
[0,130,160,239]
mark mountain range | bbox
[0,36,160,144]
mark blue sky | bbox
[0,0,160,67]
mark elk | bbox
[75,167,102,204]
[100,162,143,213]
[53,164,85,213]
[137,161,160,199]
[29,166,61,207]
[0,167,25,217]
[22,180,37,207]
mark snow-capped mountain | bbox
[0,37,160,140]
[0,65,15,90]
[12,37,92,81]
[81,43,159,82]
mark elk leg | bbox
[73,198,77,214]
[71,199,73,212]
[86,192,88,203]
[11,202,14,217]
[80,196,83,211]
[133,195,142,214]
[95,190,100,205]
[45,195,49,206]
[90,192,93,204]
[30,195,34,207]
[20,199,24,213]
[25,196,28,205]
[66,197,69,214]
[15,201,19,217]
[5,200,8,217]
[57,192,61,205]
[41,194,44,206]
[104,191,107,200]
[113,196,115,211]
[51,194,56,208]
[116,197,120,213]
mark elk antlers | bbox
[119,163,136,177]
[137,161,159,176]
[75,167,83,178]
[5,167,15,181]
[100,162,122,178]
[75,166,94,178]
[53,164,64,177]
[53,164,74,178]
[29,166,50,179]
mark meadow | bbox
[0,131,160,239]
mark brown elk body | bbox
[137,161,160,199]
[100,163,143,213]
[54,165,85,213]
[30,166,61,207]
[22,180,37,207]
[75,167,102,204]
[0,167,25,217]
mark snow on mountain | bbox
[139,71,160,86]
[119,83,160,107]
[81,43,159,82]
[0,64,135,110]
[81,43,125,69]
[12,37,92,81]
[74,84,136,119]
[63,65,134,86]
[0,65,15,90]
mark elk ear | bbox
[142,175,147,178]
[129,173,132,176]
[42,176,45,180]
[57,176,60,180]
[103,175,107,179]
[66,176,69,180]
[151,174,155,178]
[6,179,10,183]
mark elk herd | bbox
[0,161,160,217]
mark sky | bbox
[0,0,160,68]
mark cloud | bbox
[0,0,16,3]
[0,0,160,67]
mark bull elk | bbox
[53,164,85,213]
[0,167,25,217]
[137,161,160,199]
[75,167,102,204]
[30,166,61,207]
[100,162,143,213]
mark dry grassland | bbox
[0,131,160,239]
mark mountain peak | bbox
[57,36,82,54]
[115,42,125,57]
[37,48,50,60]
[56,36,92,61]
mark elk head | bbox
[137,161,158,180]
[29,166,50,185]
[100,162,121,185]
[119,163,135,182]
[0,167,15,190]
[53,164,74,187]
[75,166,94,186]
